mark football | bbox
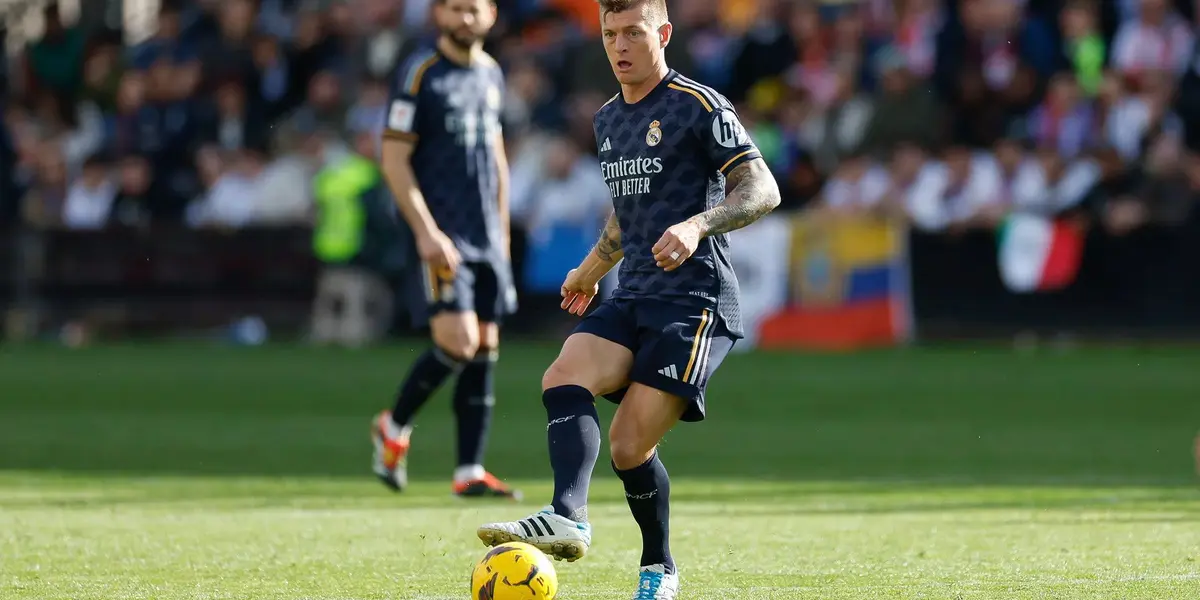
[471,542,558,600]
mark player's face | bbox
[601,8,670,86]
[436,0,496,50]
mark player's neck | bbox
[621,63,671,104]
[437,36,479,66]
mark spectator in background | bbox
[1103,121,1195,235]
[907,142,1004,232]
[201,79,270,153]
[132,1,200,83]
[1027,72,1095,159]
[80,35,125,115]
[1110,0,1194,80]
[1012,143,1103,214]
[62,155,118,230]
[884,0,942,80]
[800,65,873,174]
[21,142,69,227]
[106,71,154,158]
[984,135,1030,220]
[106,154,154,227]
[344,77,389,138]
[187,146,269,229]
[275,69,347,149]
[249,34,294,121]
[879,140,928,219]
[200,0,258,85]
[1060,0,1106,97]
[861,46,941,156]
[819,149,890,215]
[23,3,86,102]
[356,0,411,81]
[728,0,792,104]
[936,0,1043,146]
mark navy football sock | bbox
[544,385,600,522]
[391,347,463,428]
[614,453,674,573]
[453,348,497,468]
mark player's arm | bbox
[382,55,460,271]
[584,211,624,276]
[561,211,622,315]
[653,103,780,271]
[380,138,434,239]
[493,131,511,260]
[684,158,781,237]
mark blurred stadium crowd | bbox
[3,0,1200,241]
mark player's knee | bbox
[609,432,655,471]
[541,360,579,392]
[432,325,479,361]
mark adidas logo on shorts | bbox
[657,364,679,380]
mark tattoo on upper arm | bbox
[595,211,623,262]
[693,159,781,236]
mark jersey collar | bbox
[620,68,678,107]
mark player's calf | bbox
[610,385,687,577]
[452,342,520,500]
[539,333,632,523]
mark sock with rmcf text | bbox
[453,348,497,480]
[614,453,675,574]
[544,385,600,522]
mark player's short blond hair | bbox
[596,0,668,26]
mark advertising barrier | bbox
[4,213,1200,342]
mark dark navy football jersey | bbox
[383,46,506,262]
[594,70,761,337]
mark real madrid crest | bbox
[646,120,663,147]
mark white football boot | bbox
[477,506,592,562]
[632,564,679,600]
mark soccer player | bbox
[371,0,518,499]
[476,0,781,597]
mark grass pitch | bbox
[0,342,1198,599]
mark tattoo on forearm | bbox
[595,212,623,262]
[691,160,781,236]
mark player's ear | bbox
[658,21,672,49]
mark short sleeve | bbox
[384,52,435,141]
[696,106,761,176]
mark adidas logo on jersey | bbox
[600,137,612,153]
[658,364,679,380]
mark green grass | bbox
[1,343,1198,599]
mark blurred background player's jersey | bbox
[594,71,761,338]
[384,46,507,263]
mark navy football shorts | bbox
[573,297,737,422]
[407,260,517,326]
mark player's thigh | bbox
[542,333,634,397]
[608,383,687,470]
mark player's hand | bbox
[560,268,600,316]
[417,229,461,274]
[652,220,703,271]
